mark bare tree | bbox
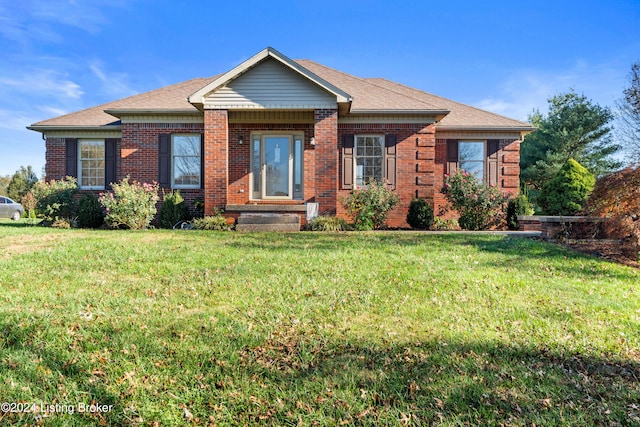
[617,62,640,164]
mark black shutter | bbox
[446,139,458,174]
[487,139,499,186]
[200,134,205,190]
[341,134,354,190]
[105,139,116,189]
[158,134,171,188]
[65,138,78,178]
[385,134,397,188]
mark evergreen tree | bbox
[538,158,595,215]
[521,90,620,189]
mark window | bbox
[78,139,105,189]
[341,134,396,190]
[458,141,485,181]
[172,134,201,188]
[355,135,384,185]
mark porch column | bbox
[314,109,338,215]
[204,109,228,215]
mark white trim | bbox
[437,131,523,140]
[339,115,437,124]
[42,130,122,139]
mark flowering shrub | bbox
[30,176,78,223]
[441,170,508,230]
[99,177,159,230]
[343,179,399,230]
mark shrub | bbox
[77,193,105,228]
[30,177,78,223]
[538,158,595,215]
[51,217,76,229]
[99,177,159,230]
[433,217,459,231]
[159,190,191,229]
[585,165,640,259]
[343,179,399,230]
[21,191,37,219]
[506,193,534,230]
[406,198,434,230]
[441,170,508,230]
[190,213,229,230]
[306,215,349,231]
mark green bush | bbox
[30,177,78,224]
[306,215,349,231]
[190,214,229,230]
[343,179,399,230]
[406,198,434,230]
[77,193,105,228]
[441,170,508,230]
[538,158,595,215]
[433,217,459,231]
[159,190,191,229]
[506,193,534,230]
[99,177,159,230]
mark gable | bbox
[201,57,338,110]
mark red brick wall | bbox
[45,120,522,228]
[121,123,204,183]
[336,123,436,227]
[314,109,339,215]
[204,110,228,215]
[45,138,66,180]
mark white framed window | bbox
[458,141,485,181]
[172,134,201,189]
[78,139,105,190]
[355,135,384,185]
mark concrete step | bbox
[235,223,301,232]
[236,213,300,225]
[235,213,301,232]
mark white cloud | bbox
[474,59,629,121]
[0,70,83,99]
[89,61,137,99]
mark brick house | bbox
[28,47,534,228]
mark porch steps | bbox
[235,213,301,232]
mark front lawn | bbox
[0,225,639,426]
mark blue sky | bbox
[1,0,639,177]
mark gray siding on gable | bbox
[204,58,337,109]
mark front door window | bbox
[251,134,303,200]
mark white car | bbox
[0,196,24,220]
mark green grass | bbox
[1,223,639,426]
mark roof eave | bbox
[104,109,201,118]
[436,125,536,133]
[27,124,122,133]
[349,109,449,121]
